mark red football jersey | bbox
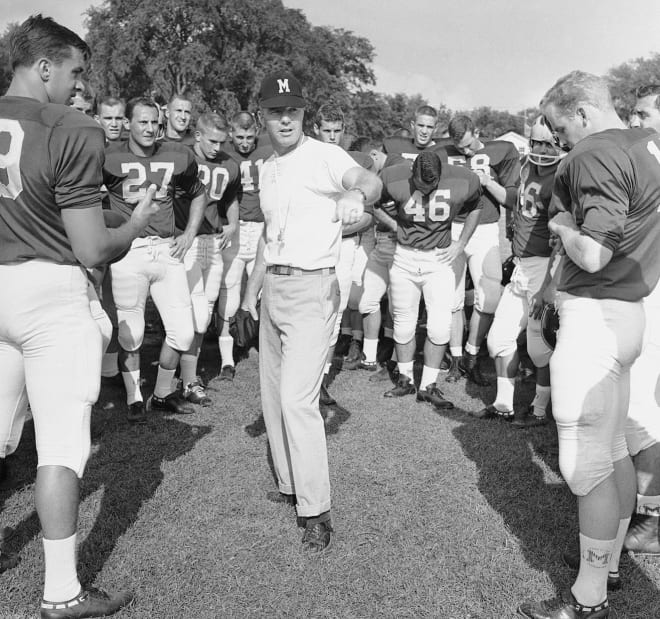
[380,162,482,250]
[0,97,105,265]
[223,140,274,222]
[438,140,521,224]
[103,141,205,238]
[382,135,445,162]
[512,161,556,258]
[174,147,241,234]
[553,127,660,301]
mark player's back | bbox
[0,96,105,265]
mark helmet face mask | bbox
[528,116,564,167]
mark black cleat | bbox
[40,587,134,619]
[517,590,609,618]
[445,356,464,383]
[183,377,212,406]
[417,382,454,409]
[335,333,352,358]
[384,374,416,398]
[301,517,334,554]
[219,365,236,381]
[126,401,147,424]
[320,382,336,406]
[470,404,513,420]
[151,391,194,415]
[459,353,491,386]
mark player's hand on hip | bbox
[218,223,236,250]
[436,240,463,264]
[241,292,259,321]
[334,191,365,224]
[130,184,159,229]
[529,290,545,319]
[169,231,194,260]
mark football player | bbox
[0,15,159,616]
[69,88,94,116]
[476,117,562,424]
[104,97,207,422]
[218,111,273,379]
[383,105,440,161]
[174,112,241,404]
[162,93,194,144]
[518,71,660,619]
[95,96,125,143]
[439,115,521,386]
[380,151,482,408]
[312,105,374,403]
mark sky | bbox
[4,0,660,112]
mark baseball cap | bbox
[259,72,306,108]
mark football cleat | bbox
[335,333,352,358]
[471,404,513,421]
[183,377,212,406]
[219,365,236,381]
[151,392,194,415]
[445,356,464,383]
[320,383,336,406]
[517,589,609,618]
[41,587,134,619]
[126,401,147,424]
[623,514,660,555]
[359,360,379,371]
[459,353,490,386]
[417,383,454,409]
[384,375,416,398]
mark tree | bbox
[455,106,527,138]
[85,0,375,114]
[0,24,18,95]
[607,54,660,119]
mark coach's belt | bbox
[267,265,335,276]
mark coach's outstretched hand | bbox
[130,184,160,229]
[333,190,365,225]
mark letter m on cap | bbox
[277,79,290,94]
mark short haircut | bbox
[315,103,345,126]
[167,93,192,107]
[540,70,613,116]
[125,97,160,121]
[635,84,660,110]
[350,136,379,153]
[96,96,125,115]
[9,14,90,70]
[197,112,229,134]
[414,105,438,120]
[230,111,257,131]
[448,115,475,141]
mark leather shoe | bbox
[623,514,660,555]
[320,382,336,406]
[41,587,134,618]
[384,374,415,398]
[151,392,194,415]
[517,590,609,618]
[302,518,334,554]
[445,356,464,383]
[459,353,490,386]
[561,550,621,591]
[417,383,454,409]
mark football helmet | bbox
[528,116,563,167]
[540,303,560,350]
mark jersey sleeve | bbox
[497,144,522,208]
[565,146,633,252]
[461,171,484,215]
[50,115,105,210]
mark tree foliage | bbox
[607,54,660,119]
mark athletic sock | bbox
[572,532,615,606]
[363,338,378,364]
[43,534,81,602]
[420,365,439,390]
[341,326,352,337]
[397,361,414,380]
[179,352,199,388]
[532,385,551,417]
[464,342,479,356]
[449,346,463,358]
[101,352,119,378]
[218,336,235,367]
[154,367,176,399]
[122,370,142,405]
[608,517,631,576]
[493,377,515,413]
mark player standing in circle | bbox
[518,71,660,619]
[380,151,482,408]
[241,72,381,553]
[162,93,194,145]
[104,97,207,423]
[0,15,159,616]
[476,116,562,424]
[439,115,521,387]
[218,111,273,379]
[95,96,125,143]
[383,105,441,161]
[174,112,241,404]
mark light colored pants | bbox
[552,293,644,496]
[259,269,339,517]
[487,255,552,367]
[389,245,454,345]
[0,261,102,476]
[451,221,502,313]
[183,234,226,333]
[359,230,395,315]
[110,237,194,352]
[627,283,660,456]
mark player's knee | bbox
[527,334,553,368]
[117,318,145,352]
[475,277,502,313]
[487,330,516,359]
[392,318,415,345]
[95,312,113,353]
[165,321,194,352]
[359,295,381,316]
[426,313,450,345]
[559,454,612,497]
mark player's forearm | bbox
[555,227,612,273]
[183,193,207,237]
[226,200,239,228]
[342,212,373,236]
[244,234,267,300]
[343,167,383,205]
[373,208,397,231]
[483,179,508,206]
[456,209,482,248]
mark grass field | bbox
[2,316,660,619]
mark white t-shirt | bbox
[259,137,356,270]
